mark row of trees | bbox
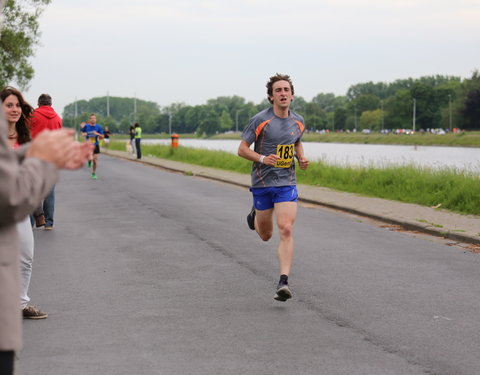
[62,72,480,135]
[1,1,478,135]
[0,0,51,89]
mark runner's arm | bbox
[238,140,278,166]
[294,141,309,170]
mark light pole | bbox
[448,94,452,131]
[129,112,135,125]
[412,98,416,133]
[381,100,384,131]
[134,93,137,119]
[74,97,78,140]
[354,103,357,131]
[235,110,239,133]
[327,105,334,132]
[332,110,335,132]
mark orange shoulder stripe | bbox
[254,117,274,141]
[294,120,305,134]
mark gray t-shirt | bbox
[241,107,305,188]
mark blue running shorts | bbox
[250,186,298,211]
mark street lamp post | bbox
[74,97,78,140]
[413,98,416,133]
[235,110,239,133]
[448,94,453,131]
[327,105,334,132]
[332,110,335,132]
[354,103,357,131]
[134,93,137,119]
[381,100,384,131]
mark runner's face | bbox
[89,115,96,125]
[2,95,22,126]
[269,80,293,109]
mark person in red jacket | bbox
[30,94,63,230]
[30,94,62,138]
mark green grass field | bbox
[110,141,480,216]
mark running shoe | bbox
[91,173,97,180]
[23,305,48,319]
[274,283,293,302]
[247,206,256,230]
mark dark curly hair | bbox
[0,86,34,145]
[266,73,294,104]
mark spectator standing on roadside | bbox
[0,4,92,372]
[30,93,62,230]
[1,86,48,319]
[129,125,136,155]
[0,106,92,375]
[134,122,142,159]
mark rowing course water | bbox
[142,139,480,174]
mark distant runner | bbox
[82,113,104,179]
[238,73,309,302]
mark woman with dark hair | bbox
[2,87,46,230]
[0,86,48,319]
[0,86,33,147]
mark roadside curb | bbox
[103,148,480,246]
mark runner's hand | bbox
[263,154,280,167]
[298,156,309,170]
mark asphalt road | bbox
[16,155,480,375]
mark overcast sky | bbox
[23,0,480,114]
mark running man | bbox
[82,114,104,179]
[237,73,309,302]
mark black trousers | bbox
[135,138,142,159]
[0,351,14,375]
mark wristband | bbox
[259,155,265,164]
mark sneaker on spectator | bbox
[23,305,48,319]
[44,226,54,230]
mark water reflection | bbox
[143,139,480,174]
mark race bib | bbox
[88,137,96,144]
[275,144,294,168]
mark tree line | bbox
[62,72,480,135]
[1,1,479,135]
